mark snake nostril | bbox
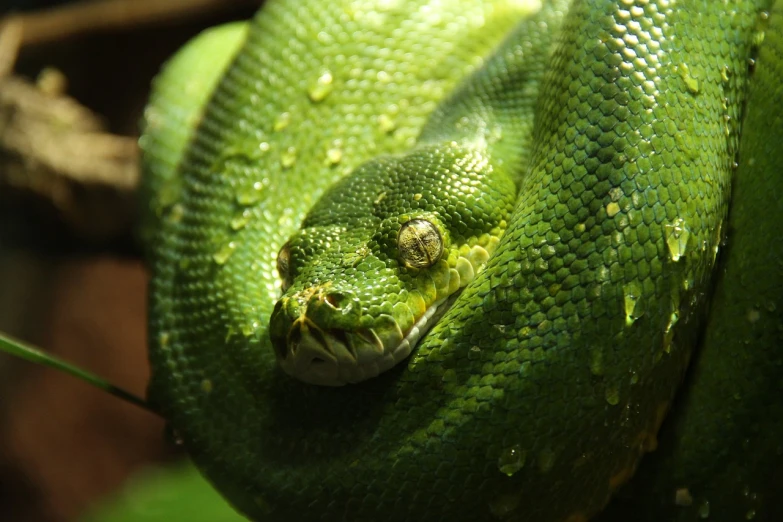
[324,292,343,309]
[322,291,359,316]
[282,324,302,359]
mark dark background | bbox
[0,1,258,520]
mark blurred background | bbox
[0,1,260,520]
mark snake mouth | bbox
[274,295,455,386]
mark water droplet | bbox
[281,146,297,169]
[325,145,343,166]
[201,379,213,393]
[721,65,731,83]
[699,500,711,518]
[237,179,269,205]
[378,113,396,133]
[498,445,526,476]
[213,242,237,265]
[307,70,333,102]
[665,218,690,261]
[746,509,756,520]
[605,386,620,406]
[623,282,645,325]
[678,63,700,94]
[169,203,185,223]
[230,209,252,230]
[675,488,694,507]
[242,321,261,337]
[710,229,722,264]
[273,112,291,131]
[663,311,679,353]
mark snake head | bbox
[268,218,458,386]
[269,144,516,385]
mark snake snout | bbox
[270,286,371,385]
[269,309,343,386]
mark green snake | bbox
[138,0,783,521]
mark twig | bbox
[0,17,22,78]
[4,0,260,48]
[0,0,261,239]
[0,72,139,239]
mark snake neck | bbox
[418,0,570,186]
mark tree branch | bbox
[4,0,260,47]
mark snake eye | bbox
[397,219,443,269]
[276,241,292,292]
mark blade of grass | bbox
[0,331,160,416]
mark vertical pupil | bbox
[399,219,442,268]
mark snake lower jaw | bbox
[273,295,454,386]
[274,329,393,386]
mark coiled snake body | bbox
[140,0,783,520]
